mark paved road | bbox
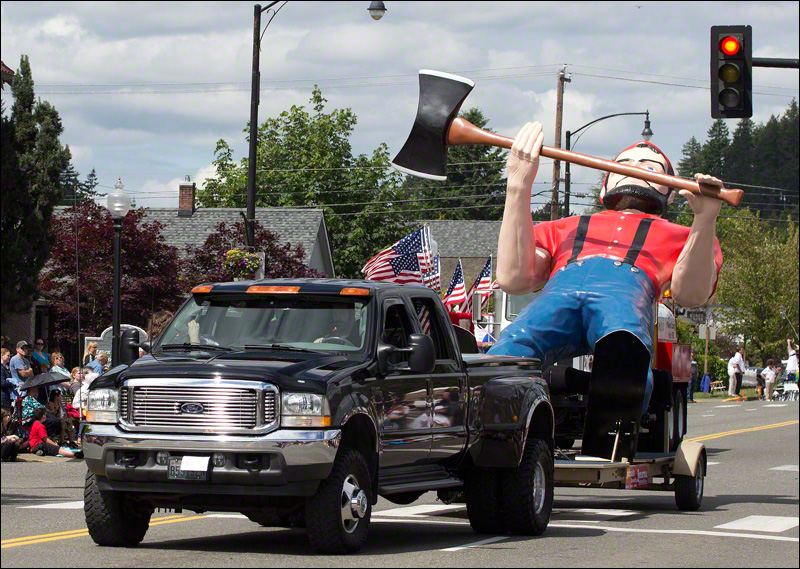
[2,400,798,567]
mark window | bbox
[411,297,452,361]
[382,303,414,365]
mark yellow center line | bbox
[0,514,197,549]
[686,420,799,443]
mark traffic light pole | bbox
[752,57,799,69]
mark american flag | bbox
[414,299,431,334]
[422,254,441,293]
[443,259,467,308]
[366,252,425,285]
[362,228,425,277]
[458,257,497,313]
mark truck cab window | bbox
[382,304,413,364]
[412,297,452,361]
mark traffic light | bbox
[710,25,752,118]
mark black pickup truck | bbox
[82,279,554,553]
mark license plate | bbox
[168,456,208,481]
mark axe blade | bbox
[391,70,475,181]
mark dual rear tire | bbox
[466,437,554,536]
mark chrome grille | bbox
[264,391,277,423]
[119,388,129,422]
[119,379,279,434]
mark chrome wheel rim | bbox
[695,461,704,502]
[533,462,546,514]
[341,474,367,534]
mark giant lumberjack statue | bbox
[392,70,733,458]
[487,122,723,456]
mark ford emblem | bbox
[180,403,205,414]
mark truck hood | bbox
[92,352,359,393]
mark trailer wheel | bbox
[466,467,505,534]
[500,438,554,536]
[84,470,151,547]
[675,458,704,511]
[305,449,371,554]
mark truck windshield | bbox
[156,295,371,356]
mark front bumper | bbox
[82,423,340,497]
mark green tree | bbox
[677,136,703,178]
[198,87,411,278]
[399,107,508,221]
[0,55,71,322]
[712,212,799,366]
[699,119,730,178]
[60,165,101,205]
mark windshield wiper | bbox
[243,344,322,353]
[160,343,236,352]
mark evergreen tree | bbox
[399,107,508,221]
[677,136,703,178]
[699,119,730,178]
[0,55,71,321]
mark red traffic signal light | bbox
[710,25,752,119]
[719,36,741,56]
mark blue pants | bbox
[489,257,655,414]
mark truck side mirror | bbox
[406,333,435,374]
[376,334,435,376]
[139,340,152,354]
[119,329,141,366]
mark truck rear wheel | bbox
[466,467,505,534]
[500,438,553,536]
[84,470,151,547]
[305,449,371,554]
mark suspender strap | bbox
[623,217,655,266]
[568,215,592,264]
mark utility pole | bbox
[551,66,570,220]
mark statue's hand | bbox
[187,320,200,344]
[679,173,723,220]
[507,122,544,189]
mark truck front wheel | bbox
[84,470,151,547]
[305,449,372,554]
[500,438,553,535]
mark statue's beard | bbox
[603,183,670,216]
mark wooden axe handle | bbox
[448,117,744,208]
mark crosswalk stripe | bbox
[714,516,799,533]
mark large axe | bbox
[391,70,744,208]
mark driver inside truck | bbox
[313,303,362,346]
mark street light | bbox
[562,111,652,217]
[245,2,384,248]
[106,177,131,367]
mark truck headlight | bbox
[86,389,119,424]
[281,393,331,427]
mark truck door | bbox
[377,298,432,468]
[410,295,468,467]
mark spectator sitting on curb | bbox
[29,408,82,459]
[9,341,33,406]
[1,408,23,462]
[31,339,50,373]
[72,370,99,420]
[21,386,61,440]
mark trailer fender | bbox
[673,441,706,478]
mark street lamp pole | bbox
[245,2,385,248]
[563,111,652,217]
[107,178,131,367]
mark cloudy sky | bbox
[1,1,798,212]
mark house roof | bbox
[142,208,323,258]
[53,206,335,276]
[423,220,502,258]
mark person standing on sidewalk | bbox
[787,339,798,383]
[728,347,745,397]
[762,359,777,401]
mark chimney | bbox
[178,176,196,217]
